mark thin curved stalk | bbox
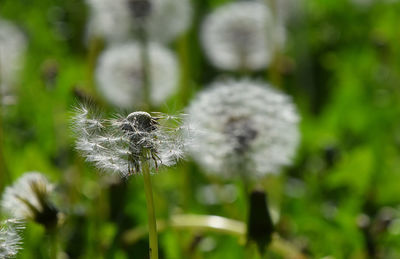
[170,214,246,238]
[122,214,307,259]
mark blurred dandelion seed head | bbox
[146,0,192,43]
[1,173,59,229]
[0,19,27,102]
[72,105,189,177]
[96,42,179,109]
[186,79,300,179]
[86,0,131,43]
[86,0,192,43]
[201,1,285,71]
[0,219,25,258]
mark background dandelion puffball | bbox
[96,42,179,109]
[1,172,54,220]
[0,19,27,96]
[0,220,24,258]
[86,0,192,44]
[186,79,300,179]
[201,1,285,71]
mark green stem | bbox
[142,161,159,259]
[0,81,10,192]
[138,26,151,110]
[177,34,191,108]
[47,231,59,259]
[87,36,104,92]
[265,0,282,87]
[245,243,261,259]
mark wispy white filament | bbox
[185,79,300,179]
[0,219,24,258]
[201,1,285,71]
[96,42,179,108]
[86,0,192,43]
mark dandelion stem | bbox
[178,34,191,108]
[142,161,159,259]
[87,36,104,91]
[138,26,151,109]
[47,231,59,259]
[0,82,10,192]
[265,0,282,87]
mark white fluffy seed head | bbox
[86,0,192,44]
[0,19,27,101]
[72,104,189,177]
[201,1,285,71]
[185,79,300,179]
[1,173,58,228]
[0,219,25,258]
[96,42,179,109]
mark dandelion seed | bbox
[95,42,179,109]
[1,173,59,229]
[185,79,300,179]
[0,19,27,104]
[0,219,25,258]
[86,0,192,44]
[72,104,188,177]
[201,1,285,71]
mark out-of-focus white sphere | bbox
[201,1,285,71]
[86,0,192,44]
[185,79,300,179]
[96,42,179,108]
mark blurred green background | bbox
[1,0,400,258]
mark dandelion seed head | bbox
[86,0,192,43]
[201,1,285,71]
[0,219,25,258]
[72,105,189,177]
[185,79,300,179]
[86,0,132,43]
[1,173,59,229]
[96,42,179,109]
[0,19,27,101]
